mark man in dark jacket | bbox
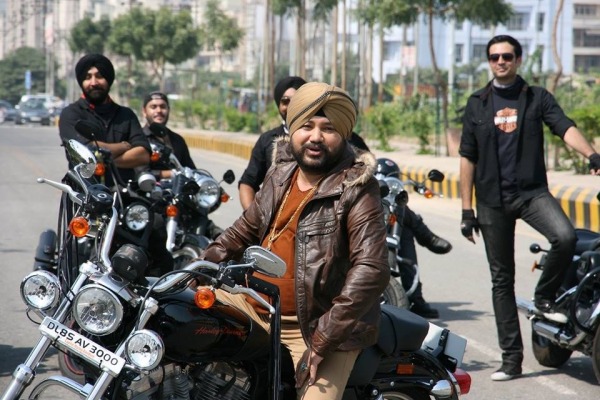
[59,54,150,187]
[141,91,196,179]
[459,34,600,382]
[203,82,389,399]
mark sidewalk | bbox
[178,128,599,231]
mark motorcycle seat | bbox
[378,304,430,356]
[575,229,600,254]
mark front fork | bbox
[1,271,89,400]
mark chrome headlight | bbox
[125,330,164,370]
[73,284,123,336]
[192,173,220,209]
[20,271,61,311]
[125,203,150,231]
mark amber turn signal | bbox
[423,189,434,199]
[221,192,230,203]
[69,216,90,238]
[195,287,216,309]
[94,163,106,176]
[166,204,178,217]
[150,152,161,162]
[395,363,415,375]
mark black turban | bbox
[75,54,115,88]
[273,76,306,106]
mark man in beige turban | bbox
[202,82,389,399]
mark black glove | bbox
[460,209,480,243]
[589,153,600,174]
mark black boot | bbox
[409,212,452,254]
[410,298,440,319]
[409,283,439,319]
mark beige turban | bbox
[286,82,357,139]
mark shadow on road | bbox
[0,345,59,377]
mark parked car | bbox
[0,100,17,122]
[15,102,51,126]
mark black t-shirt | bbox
[491,78,523,201]
[143,125,196,170]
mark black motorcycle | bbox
[517,202,600,382]
[144,124,236,268]
[4,140,471,400]
[375,158,445,308]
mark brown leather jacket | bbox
[203,140,390,357]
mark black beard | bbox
[291,141,345,174]
[84,87,109,105]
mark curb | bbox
[181,131,599,232]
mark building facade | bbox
[1,0,599,100]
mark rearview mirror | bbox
[223,169,235,184]
[244,246,286,278]
[427,169,445,183]
[66,139,97,179]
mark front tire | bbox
[381,277,409,309]
[591,322,600,383]
[531,327,572,368]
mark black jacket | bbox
[143,125,196,170]
[59,98,150,185]
[459,77,575,207]
[239,124,370,191]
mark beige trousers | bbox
[216,290,359,400]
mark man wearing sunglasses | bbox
[459,34,600,382]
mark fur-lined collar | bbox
[272,136,377,188]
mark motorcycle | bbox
[144,122,236,268]
[3,140,471,400]
[517,199,600,382]
[375,158,445,308]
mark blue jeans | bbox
[477,191,576,366]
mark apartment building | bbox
[1,0,599,97]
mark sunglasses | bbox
[280,97,291,106]
[488,53,515,62]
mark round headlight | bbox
[125,330,164,370]
[193,174,220,209]
[125,203,150,231]
[20,271,61,310]
[73,284,123,336]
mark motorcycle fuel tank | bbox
[149,288,271,363]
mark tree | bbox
[0,47,48,105]
[200,0,245,74]
[356,1,418,103]
[68,16,112,55]
[108,7,202,91]
[411,0,512,154]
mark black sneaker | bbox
[534,299,568,324]
[490,365,522,381]
[410,301,440,319]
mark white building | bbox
[1,0,599,98]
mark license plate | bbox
[30,116,41,122]
[39,316,126,376]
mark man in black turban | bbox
[238,76,307,209]
[58,54,150,187]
